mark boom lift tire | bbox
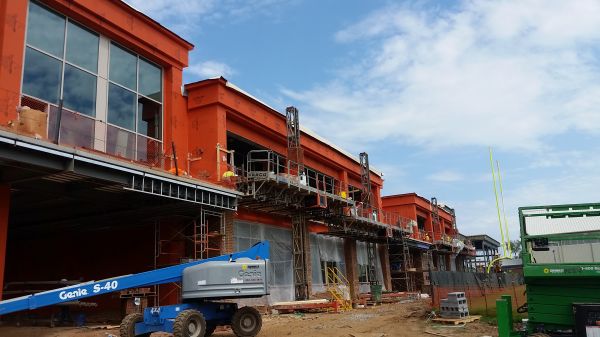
[173,309,206,337]
[231,306,262,337]
[119,313,151,337]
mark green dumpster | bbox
[370,284,382,303]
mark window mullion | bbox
[135,55,139,160]
[59,18,68,101]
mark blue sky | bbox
[126,0,600,243]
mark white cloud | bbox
[427,170,464,182]
[124,0,215,35]
[187,60,236,79]
[456,151,600,241]
[124,0,294,35]
[284,0,600,151]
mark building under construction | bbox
[0,0,476,320]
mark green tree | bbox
[509,239,522,258]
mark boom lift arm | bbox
[0,241,270,316]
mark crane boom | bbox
[0,241,270,316]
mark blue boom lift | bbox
[0,241,270,337]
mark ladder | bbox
[193,217,208,260]
[400,233,416,297]
[193,209,225,260]
[292,213,309,300]
[326,266,352,311]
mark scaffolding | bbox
[359,152,372,207]
[292,213,309,300]
[193,208,225,260]
[389,232,415,293]
[431,197,440,238]
[235,108,417,299]
[366,242,378,285]
[286,106,304,171]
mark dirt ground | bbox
[0,300,498,337]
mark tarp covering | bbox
[234,221,388,303]
[234,221,294,303]
[356,241,386,292]
[310,233,346,293]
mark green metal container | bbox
[498,203,600,336]
[370,284,382,302]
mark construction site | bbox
[1,1,599,337]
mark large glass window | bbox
[26,1,65,57]
[108,43,163,140]
[22,48,62,104]
[63,65,96,116]
[138,59,162,102]
[108,83,136,130]
[109,44,137,90]
[22,1,163,162]
[23,1,98,118]
[66,21,99,72]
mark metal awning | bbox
[0,131,239,233]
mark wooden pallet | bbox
[431,315,481,325]
[272,299,339,313]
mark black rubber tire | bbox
[173,309,206,337]
[205,324,216,336]
[119,313,151,337]
[231,306,262,337]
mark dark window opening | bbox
[226,132,270,174]
[138,96,162,139]
[417,216,426,231]
[348,184,362,203]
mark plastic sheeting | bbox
[234,220,388,303]
[234,221,294,303]
[356,241,386,293]
[310,234,346,293]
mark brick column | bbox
[0,184,9,300]
[344,238,359,302]
[378,244,392,291]
[223,211,235,254]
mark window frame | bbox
[22,0,99,117]
[21,0,165,162]
[107,41,164,140]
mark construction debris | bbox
[431,315,481,325]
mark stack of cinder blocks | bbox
[440,292,469,318]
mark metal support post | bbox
[292,213,309,300]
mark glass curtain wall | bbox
[21,1,163,163]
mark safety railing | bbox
[245,149,417,233]
[325,266,352,311]
[434,233,455,246]
[413,229,434,243]
[245,149,347,197]
[345,201,415,233]
[0,95,168,171]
